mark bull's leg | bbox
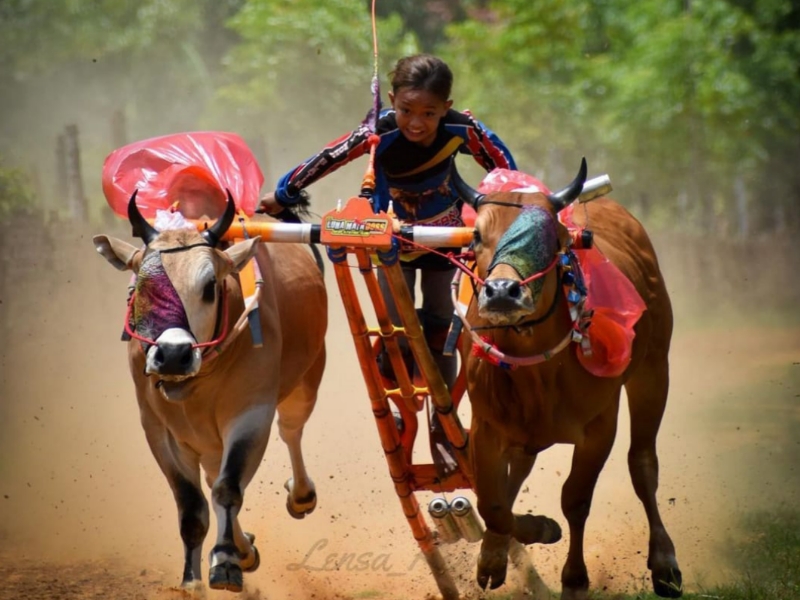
[508,449,562,546]
[471,418,513,590]
[506,449,559,600]
[140,408,209,591]
[625,360,682,598]
[209,404,275,592]
[277,374,321,519]
[560,407,618,600]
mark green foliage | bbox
[579,507,800,599]
[376,0,467,52]
[722,508,800,598]
[220,0,416,138]
[443,0,800,234]
[0,158,35,219]
[443,0,588,171]
[1,0,798,235]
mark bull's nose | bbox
[484,278,523,311]
[486,279,522,301]
[152,342,195,375]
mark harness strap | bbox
[385,137,463,178]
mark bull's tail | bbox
[309,243,325,276]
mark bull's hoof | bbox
[477,530,510,590]
[241,546,260,573]
[513,513,562,545]
[652,567,683,598]
[284,478,317,519]
[209,562,243,593]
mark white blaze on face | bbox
[143,248,220,380]
[145,328,202,378]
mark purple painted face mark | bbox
[132,252,191,346]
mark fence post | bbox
[55,133,69,209]
[64,124,88,222]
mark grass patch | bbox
[552,507,800,600]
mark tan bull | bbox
[93,193,327,593]
[451,161,682,599]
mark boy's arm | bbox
[273,125,372,206]
[458,111,517,172]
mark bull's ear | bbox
[223,237,261,272]
[93,235,140,271]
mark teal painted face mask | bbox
[487,206,558,298]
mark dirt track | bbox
[1,222,799,600]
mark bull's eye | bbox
[472,229,482,246]
[202,278,217,303]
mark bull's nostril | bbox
[180,351,193,367]
[508,282,521,299]
[153,348,165,366]
[485,285,495,298]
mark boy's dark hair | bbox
[389,54,453,102]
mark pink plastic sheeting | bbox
[102,131,264,219]
[479,168,646,378]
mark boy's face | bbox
[389,87,453,147]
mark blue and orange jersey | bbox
[275,108,516,226]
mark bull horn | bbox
[450,163,484,208]
[128,190,159,245]
[547,157,588,211]
[201,189,236,247]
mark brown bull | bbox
[452,161,681,599]
[93,193,327,593]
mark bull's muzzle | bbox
[479,277,534,321]
[145,329,202,379]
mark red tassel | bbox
[472,338,503,367]
[471,337,517,370]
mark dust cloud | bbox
[0,205,798,600]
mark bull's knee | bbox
[212,475,243,508]
[477,499,514,535]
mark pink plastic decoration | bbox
[102,131,264,219]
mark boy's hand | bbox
[257,192,281,215]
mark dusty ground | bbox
[1,222,798,600]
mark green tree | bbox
[220,0,415,139]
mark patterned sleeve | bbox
[275,124,372,204]
[458,110,517,172]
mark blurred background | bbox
[1,2,799,599]
[1,0,799,315]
